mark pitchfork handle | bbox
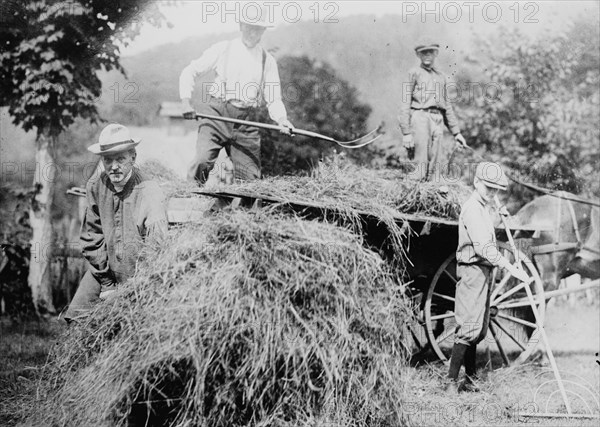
[194,113,337,143]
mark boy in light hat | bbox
[64,124,168,322]
[445,162,529,393]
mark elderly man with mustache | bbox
[63,124,168,322]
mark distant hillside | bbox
[100,15,482,148]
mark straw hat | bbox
[240,5,274,27]
[88,124,141,155]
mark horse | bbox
[513,192,600,293]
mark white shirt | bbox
[179,38,287,123]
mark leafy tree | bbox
[256,55,376,175]
[0,0,166,314]
[462,25,600,199]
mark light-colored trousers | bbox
[409,109,444,181]
[454,264,493,345]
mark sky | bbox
[122,1,599,56]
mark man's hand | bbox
[99,281,118,300]
[498,205,510,217]
[454,133,468,149]
[278,118,294,136]
[181,98,196,120]
[402,134,415,160]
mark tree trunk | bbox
[27,131,57,315]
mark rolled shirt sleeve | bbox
[398,70,416,136]
[263,54,287,123]
[179,41,226,100]
[442,75,461,136]
[462,204,504,267]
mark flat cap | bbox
[415,42,440,53]
[475,162,508,190]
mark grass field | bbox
[0,319,62,426]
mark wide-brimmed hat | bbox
[415,42,440,53]
[239,5,274,27]
[88,124,141,155]
[475,162,508,190]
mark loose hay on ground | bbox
[31,210,414,427]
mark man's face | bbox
[475,179,500,201]
[240,23,266,48]
[101,150,135,184]
[418,49,438,68]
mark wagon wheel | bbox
[423,242,545,367]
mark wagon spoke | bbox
[434,326,454,344]
[432,292,455,303]
[442,269,457,284]
[493,279,532,305]
[491,273,512,300]
[491,319,526,351]
[496,297,542,310]
[489,323,510,366]
[408,325,425,351]
[496,312,538,330]
[430,311,454,321]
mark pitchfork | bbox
[194,113,384,149]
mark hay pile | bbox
[33,211,413,426]
[217,162,471,220]
[203,162,472,274]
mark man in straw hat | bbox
[63,124,168,322]
[180,6,294,184]
[398,41,468,181]
[445,162,529,393]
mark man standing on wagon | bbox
[398,41,468,181]
[445,162,529,393]
[180,7,294,184]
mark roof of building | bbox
[158,102,186,119]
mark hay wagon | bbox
[172,187,567,368]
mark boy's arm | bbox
[463,206,529,281]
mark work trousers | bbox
[454,264,493,346]
[63,270,127,322]
[188,98,261,184]
[410,109,444,181]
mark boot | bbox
[460,376,481,393]
[443,343,468,394]
[464,344,477,378]
[448,343,468,381]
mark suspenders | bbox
[222,40,268,107]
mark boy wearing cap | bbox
[398,41,468,181]
[445,162,529,393]
[180,10,294,184]
[64,124,168,322]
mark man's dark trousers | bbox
[188,98,261,184]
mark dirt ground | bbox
[0,301,598,426]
